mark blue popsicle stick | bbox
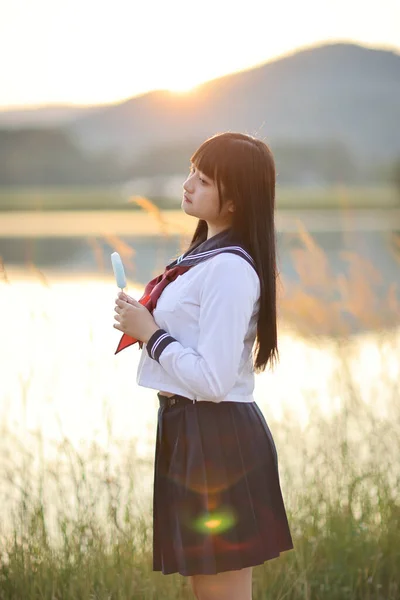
[111,252,127,289]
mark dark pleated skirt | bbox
[153,393,294,576]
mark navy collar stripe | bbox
[167,228,258,275]
[177,244,254,266]
[177,246,255,269]
[171,247,257,275]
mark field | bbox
[0,184,398,212]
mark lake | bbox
[1,208,399,289]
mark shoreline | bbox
[1,208,400,237]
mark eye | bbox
[191,166,207,184]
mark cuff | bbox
[146,328,177,363]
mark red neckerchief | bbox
[115,265,192,354]
[115,229,257,355]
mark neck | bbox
[206,224,232,240]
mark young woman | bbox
[113,132,294,599]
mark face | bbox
[182,164,235,232]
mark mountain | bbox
[66,43,400,164]
[1,42,399,175]
[0,104,101,127]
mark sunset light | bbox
[1,0,399,593]
[0,0,399,108]
[167,81,198,94]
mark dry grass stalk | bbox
[129,195,170,237]
[103,234,136,275]
[0,255,9,284]
[279,220,400,336]
[86,237,105,273]
[26,261,50,287]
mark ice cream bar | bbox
[111,252,127,289]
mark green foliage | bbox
[391,158,400,197]
[0,128,123,186]
[0,185,398,211]
[127,141,198,178]
[275,185,399,209]
[0,188,179,211]
[1,125,399,190]
[1,338,399,598]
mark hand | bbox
[113,291,160,343]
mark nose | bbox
[183,172,194,192]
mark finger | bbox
[114,314,121,322]
[127,297,140,306]
[113,323,122,331]
[116,299,129,308]
[114,306,121,314]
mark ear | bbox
[228,202,235,213]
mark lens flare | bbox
[167,464,253,494]
[193,509,237,535]
[204,519,221,529]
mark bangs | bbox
[190,133,259,194]
[190,136,230,185]
[190,135,236,203]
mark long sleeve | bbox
[146,254,260,402]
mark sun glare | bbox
[162,71,205,94]
[167,80,198,93]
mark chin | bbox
[182,201,195,215]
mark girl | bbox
[113,132,294,599]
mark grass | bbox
[275,185,400,210]
[0,186,128,212]
[0,340,399,599]
[0,202,399,599]
[0,184,399,211]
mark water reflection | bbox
[1,274,398,455]
[1,273,399,543]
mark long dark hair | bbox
[184,132,279,373]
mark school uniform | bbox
[116,227,294,576]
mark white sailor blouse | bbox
[136,229,261,403]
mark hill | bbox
[0,104,100,127]
[0,43,399,188]
[66,42,400,164]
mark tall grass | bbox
[0,201,399,599]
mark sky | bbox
[1,0,399,110]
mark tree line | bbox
[0,127,399,190]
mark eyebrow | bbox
[191,163,210,181]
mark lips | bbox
[184,194,192,203]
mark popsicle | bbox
[111,252,127,290]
